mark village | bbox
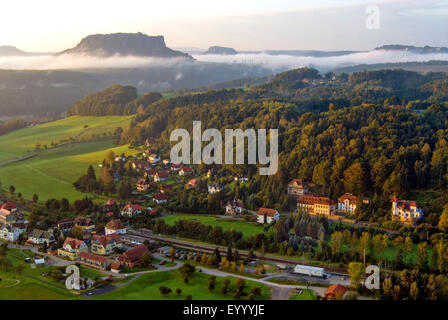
[0,136,428,300]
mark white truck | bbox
[293,264,326,278]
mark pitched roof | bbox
[110,261,122,270]
[63,237,85,250]
[288,179,304,187]
[106,219,125,230]
[160,185,173,192]
[155,170,169,178]
[74,216,94,227]
[338,193,358,204]
[30,229,52,239]
[257,208,278,217]
[79,251,108,263]
[123,204,142,211]
[324,284,347,297]
[121,244,149,263]
[1,202,16,211]
[180,166,193,172]
[297,195,336,206]
[154,193,168,201]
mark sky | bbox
[1,0,447,52]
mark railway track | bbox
[128,230,347,275]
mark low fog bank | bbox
[0,50,447,73]
[193,51,448,72]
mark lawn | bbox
[160,215,264,239]
[289,289,318,300]
[0,248,78,300]
[94,269,271,300]
[0,138,139,201]
[0,115,133,163]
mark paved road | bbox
[196,265,329,298]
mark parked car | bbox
[160,260,166,265]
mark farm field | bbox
[0,115,133,163]
[94,269,271,300]
[160,214,264,239]
[0,138,139,201]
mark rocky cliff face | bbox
[205,46,238,55]
[59,32,193,59]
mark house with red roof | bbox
[110,261,122,273]
[324,284,347,300]
[257,208,280,224]
[105,199,115,211]
[297,194,337,216]
[392,196,423,225]
[154,193,168,204]
[91,234,122,256]
[287,179,308,199]
[160,185,172,194]
[225,200,245,215]
[186,179,198,190]
[154,170,169,182]
[136,178,150,192]
[118,244,149,267]
[132,160,150,171]
[57,218,75,233]
[144,168,156,178]
[58,237,88,260]
[179,166,193,176]
[105,219,127,235]
[74,217,95,231]
[121,204,143,217]
[171,162,182,171]
[78,252,109,270]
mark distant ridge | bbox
[205,46,238,55]
[375,44,448,54]
[0,46,29,57]
[58,32,193,59]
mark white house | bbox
[27,229,54,245]
[121,204,143,217]
[225,200,245,215]
[154,193,168,204]
[392,196,423,224]
[105,220,127,235]
[0,224,25,242]
[208,184,224,194]
[149,154,160,164]
[257,208,280,224]
[337,193,358,215]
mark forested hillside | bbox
[66,85,162,116]
[113,68,448,225]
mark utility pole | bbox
[363,248,366,266]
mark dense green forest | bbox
[66,85,163,116]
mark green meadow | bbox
[0,115,138,201]
[0,248,77,300]
[94,269,271,300]
[0,115,132,162]
[160,215,264,239]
